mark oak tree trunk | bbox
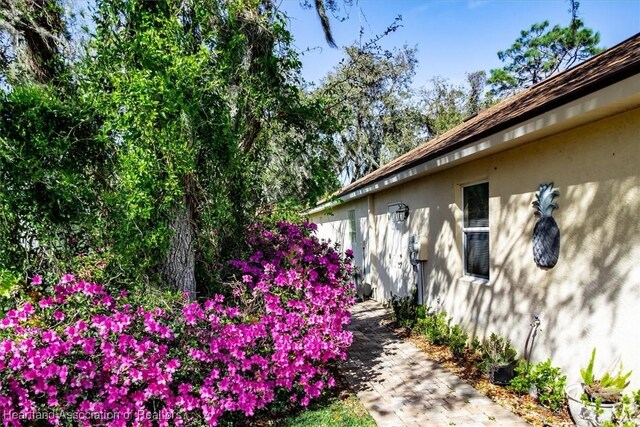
[159,90,199,296]
[163,199,197,300]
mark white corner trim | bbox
[331,73,640,205]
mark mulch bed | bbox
[381,319,575,427]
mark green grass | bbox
[279,394,376,427]
[246,373,376,427]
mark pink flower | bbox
[31,275,42,286]
[165,359,180,373]
[60,274,75,284]
[39,298,54,309]
[0,222,355,423]
[178,383,192,394]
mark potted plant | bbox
[479,333,518,385]
[600,390,640,426]
[566,348,632,427]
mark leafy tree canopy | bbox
[418,71,492,138]
[315,18,430,184]
[488,1,602,98]
[0,0,341,297]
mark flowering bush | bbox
[0,222,354,426]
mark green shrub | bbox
[415,309,450,345]
[478,332,518,372]
[510,360,533,393]
[414,316,427,334]
[389,292,418,328]
[430,312,451,345]
[510,359,567,412]
[533,360,567,411]
[449,324,469,357]
[410,305,469,357]
[470,337,482,353]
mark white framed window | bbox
[462,182,489,279]
[347,209,357,250]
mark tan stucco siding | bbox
[310,198,368,277]
[475,107,640,387]
[311,107,640,387]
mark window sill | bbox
[460,275,490,286]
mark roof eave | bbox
[310,71,640,213]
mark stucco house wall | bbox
[310,106,640,388]
[312,198,368,281]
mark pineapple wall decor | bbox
[532,183,560,269]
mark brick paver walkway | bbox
[342,300,529,427]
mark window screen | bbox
[463,183,489,279]
[348,210,356,250]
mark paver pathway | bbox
[342,300,530,427]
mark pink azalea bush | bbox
[0,221,354,426]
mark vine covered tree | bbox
[0,0,340,297]
[0,0,70,85]
[81,0,342,296]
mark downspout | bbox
[417,261,424,305]
[416,261,424,306]
[409,235,427,306]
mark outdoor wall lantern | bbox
[532,183,560,269]
[392,202,410,223]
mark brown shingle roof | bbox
[334,33,640,199]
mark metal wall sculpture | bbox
[532,183,560,269]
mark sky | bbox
[276,0,640,87]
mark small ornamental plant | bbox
[510,359,567,412]
[478,332,518,384]
[388,292,418,329]
[0,221,355,426]
[567,348,634,426]
[581,348,632,404]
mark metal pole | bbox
[416,261,424,305]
